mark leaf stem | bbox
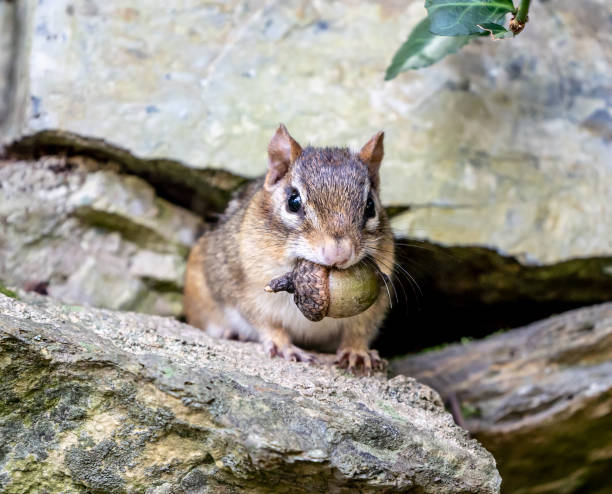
[515,0,530,24]
[509,0,530,34]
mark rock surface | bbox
[2,0,611,263]
[0,155,204,317]
[0,291,501,493]
[391,303,612,494]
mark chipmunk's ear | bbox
[358,131,384,190]
[266,124,303,189]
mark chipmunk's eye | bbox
[364,194,376,220]
[287,189,302,213]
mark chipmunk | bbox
[184,125,395,374]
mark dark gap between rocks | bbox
[374,242,612,357]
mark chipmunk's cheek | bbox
[365,216,380,232]
[278,207,303,230]
[289,237,319,265]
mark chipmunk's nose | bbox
[320,237,354,268]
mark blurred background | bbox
[1,1,611,492]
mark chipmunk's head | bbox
[263,124,390,269]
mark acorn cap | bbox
[292,259,330,321]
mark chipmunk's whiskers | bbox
[394,240,462,262]
[363,255,394,308]
[363,238,402,306]
[365,245,422,308]
[368,253,412,308]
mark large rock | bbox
[391,303,612,494]
[0,291,502,493]
[0,155,204,317]
[2,0,611,263]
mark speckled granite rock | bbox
[391,303,612,494]
[1,0,611,263]
[0,292,502,493]
[0,156,204,316]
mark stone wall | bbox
[0,155,203,316]
[1,0,611,264]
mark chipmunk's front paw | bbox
[221,328,245,341]
[264,340,318,364]
[334,347,386,376]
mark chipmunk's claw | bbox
[334,348,386,376]
[264,341,318,364]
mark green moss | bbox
[385,205,411,218]
[141,277,182,293]
[396,239,612,306]
[418,342,454,354]
[479,393,612,493]
[78,342,97,353]
[66,305,85,312]
[0,282,18,299]
[73,207,188,256]
[460,402,482,419]
[377,401,404,421]
[0,368,91,493]
[162,366,176,378]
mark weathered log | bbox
[0,291,501,493]
[391,303,612,494]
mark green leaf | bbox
[426,0,515,36]
[477,22,514,39]
[385,18,473,80]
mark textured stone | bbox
[0,156,203,316]
[1,0,611,263]
[391,303,612,494]
[0,292,502,493]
